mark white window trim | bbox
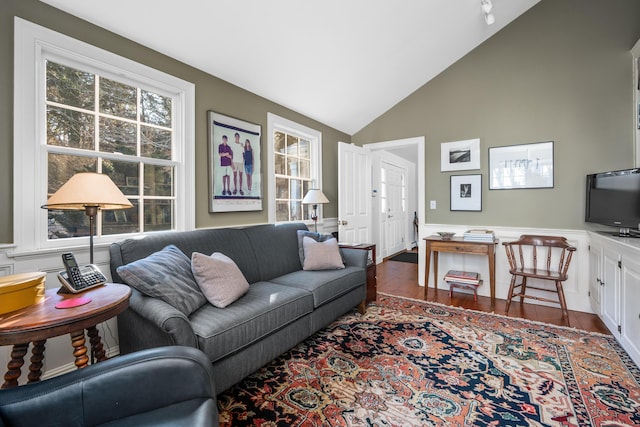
[13,17,195,255]
[266,113,322,225]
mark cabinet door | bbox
[620,257,640,367]
[601,249,620,337]
[588,244,602,315]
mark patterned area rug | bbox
[217,294,640,426]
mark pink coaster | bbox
[55,297,92,309]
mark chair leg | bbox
[556,281,570,326]
[519,277,527,305]
[505,275,517,313]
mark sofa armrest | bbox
[124,287,198,348]
[0,346,218,427]
[340,247,368,268]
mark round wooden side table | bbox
[0,283,131,388]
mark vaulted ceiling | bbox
[40,0,540,135]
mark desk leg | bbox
[27,340,46,383]
[87,326,107,363]
[70,330,89,369]
[424,245,431,299]
[433,251,439,292]
[488,248,496,301]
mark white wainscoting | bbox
[0,244,120,384]
[419,225,592,314]
[324,219,591,313]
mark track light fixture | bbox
[481,0,493,13]
[484,12,495,25]
[481,0,495,25]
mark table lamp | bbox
[302,189,329,232]
[41,172,133,264]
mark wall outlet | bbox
[430,200,437,209]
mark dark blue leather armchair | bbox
[0,346,218,426]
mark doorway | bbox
[366,137,425,266]
[378,158,409,258]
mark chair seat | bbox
[509,268,567,281]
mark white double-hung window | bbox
[14,18,195,254]
[267,113,323,225]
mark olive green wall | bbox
[353,0,640,230]
[0,0,349,244]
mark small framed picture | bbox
[450,174,482,211]
[441,138,480,172]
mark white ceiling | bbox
[40,0,540,135]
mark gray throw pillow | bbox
[191,252,250,308]
[116,245,207,316]
[302,236,345,270]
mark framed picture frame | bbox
[440,138,480,172]
[488,141,554,190]
[208,111,262,212]
[450,174,482,211]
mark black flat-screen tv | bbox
[585,168,640,236]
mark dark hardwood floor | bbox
[376,253,610,334]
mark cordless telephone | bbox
[57,252,107,293]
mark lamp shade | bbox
[302,189,329,205]
[42,172,133,211]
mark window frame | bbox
[267,113,322,226]
[13,17,195,254]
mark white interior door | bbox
[338,142,371,244]
[380,160,407,257]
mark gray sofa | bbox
[109,222,367,393]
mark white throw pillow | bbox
[302,236,345,271]
[191,252,250,308]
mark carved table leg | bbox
[2,343,29,389]
[27,340,46,383]
[87,326,107,363]
[69,330,89,369]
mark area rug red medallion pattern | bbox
[217,294,640,426]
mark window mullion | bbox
[95,74,101,156]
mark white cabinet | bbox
[588,242,602,314]
[588,232,640,367]
[620,254,640,362]
[601,247,620,335]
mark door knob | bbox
[339,220,349,225]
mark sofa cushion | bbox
[116,245,206,316]
[302,236,345,270]
[270,266,364,308]
[242,223,308,281]
[191,252,249,308]
[189,281,313,363]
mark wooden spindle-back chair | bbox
[503,235,576,325]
